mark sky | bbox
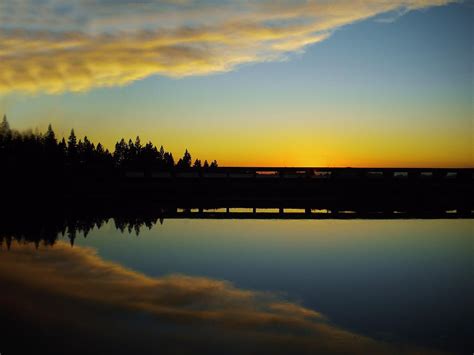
[0,0,472,167]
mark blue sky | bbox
[0,1,472,166]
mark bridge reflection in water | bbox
[2,166,472,247]
[1,199,472,249]
[166,206,472,219]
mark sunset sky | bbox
[0,0,472,167]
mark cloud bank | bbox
[0,241,446,355]
[0,0,454,94]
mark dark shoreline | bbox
[4,167,473,207]
[1,166,472,248]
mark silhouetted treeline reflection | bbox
[1,202,472,250]
[0,212,162,249]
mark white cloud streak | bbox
[0,0,455,94]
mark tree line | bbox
[0,212,163,249]
[0,115,218,171]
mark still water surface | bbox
[1,219,472,354]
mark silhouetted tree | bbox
[142,142,158,169]
[177,149,192,169]
[164,152,174,169]
[1,116,221,182]
[0,114,11,139]
[81,136,95,165]
[114,138,127,166]
[134,136,142,153]
[67,129,78,162]
[58,138,67,160]
[44,124,56,144]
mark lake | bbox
[1,218,472,354]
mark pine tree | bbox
[0,115,10,131]
[135,136,142,152]
[164,152,174,168]
[0,114,11,139]
[45,124,56,143]
[67,129,78,162]
[58,138,67,160]
[114,138,127,166]
[96,143,105,154]
[178,149,192,169]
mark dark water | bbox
[1,219,472,355]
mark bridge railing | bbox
[123,167,474,181]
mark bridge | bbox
[122,167,473,181]
[4,166,473,215]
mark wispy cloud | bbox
[0,0,455,94]
[0,241,447,354]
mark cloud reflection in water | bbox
[0,241,446,355]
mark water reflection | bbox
[1,213,473,355]
[0,241,448,355]
[0,207,471,249]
